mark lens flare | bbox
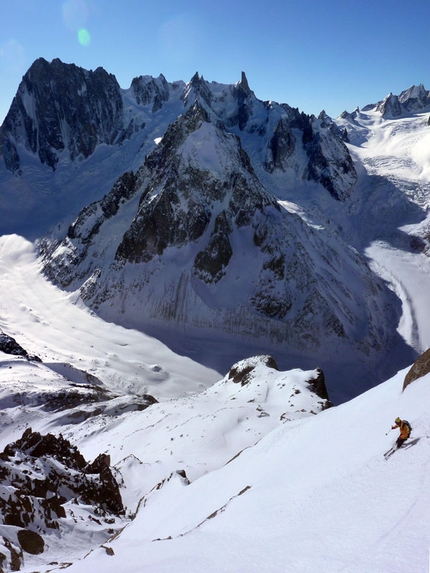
[78,28,91,47]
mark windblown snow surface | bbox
[0,103,430,571]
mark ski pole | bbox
[385,428,394,436]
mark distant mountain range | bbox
[1,58,430,399]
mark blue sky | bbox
[1,0,429,124]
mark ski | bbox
[383,448,396,459]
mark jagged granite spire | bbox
[371,84,430,117]
[237,71,252,95]
[1,58,125,171]
[130,73,170,112]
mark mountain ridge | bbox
[1,58,429,400]
[38,97,407,399]
[1,57,356,200]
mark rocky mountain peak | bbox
[236,71,252,96]
[189,71,204,87]
[376,92,402,117]
[130,73,171,112]
[40,90,390,368]
[114,101,276,266]
[183,72,213,107]
[143,101,211,175]
[1,59,357,203]
[398,84,430,112]
[1,58,124,171]
[372,84,430,117]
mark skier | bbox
[391,417,412,449]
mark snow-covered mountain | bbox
[1,58,422,399]
[1,60,356,201]
[1,59,430,571]
[38,99,402,401]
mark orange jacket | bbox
[392,420,411,440]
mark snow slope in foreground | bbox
[59,367,430,573]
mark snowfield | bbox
[1,347,429,571]
[337,109,430,354]
[0,234,220,402]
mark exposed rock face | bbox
[45,168,145,286]
[228,355,279,386]
[373,85,430,118]
[403,348,430,390]
[130,74,171,112]
[306,367,331,403]
[231,71,255,131]
[0,332,30,358]
[301,115,356,201]
[264,115,296,172]
[2,59,357,202]
[0,428,124,570]
[376,93,402,118]
[2,428,124,515]
[115,103,279,267]
[1,57,125,171]
[0,331,40,362]
[398,84,430,112]
[186,73,357,200]
[226,355,331,409]
[223,355,332,413]
[41,100,398,360]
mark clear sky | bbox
[1,0,430,124]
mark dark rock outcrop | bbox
[372,84,430,118]
[228,355,279,386]
[0,331,40,362]
[306,367,331,405]
[403,348,430,390]
[398,84,430,113]
[1,57,125,171]
[376,93,402,118]
[193,211,233,283]
[130,74,171,112]
[0,428,124,555]
[301,116,356,201]
[264,116,296,172]
[40,167,145,289]
[0,332,29,358]
[114,102,280,268]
